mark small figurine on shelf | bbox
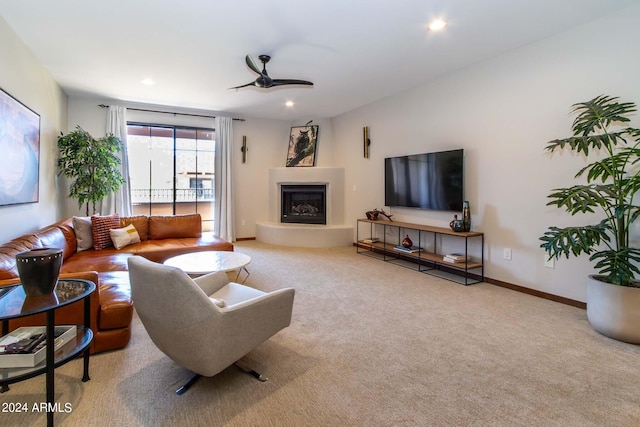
[449,215,465,232]
[402,235,413,248]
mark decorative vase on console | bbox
[16,248,63,297]
[462,201,471,232]
[402,235,413,248]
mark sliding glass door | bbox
[127,124,215,231]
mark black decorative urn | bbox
[16,248,63,296]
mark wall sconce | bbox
[363,126,371,158]
[241,135,248,163]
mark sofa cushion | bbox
[121,215,149,241]
[97,271,134,330]
[149,214,201,240]
[50,218,77,258]
[0,234,39,280]
[73,216,94,252]
[92,214,120,250]
[60,249,132,273]
[33,226,70,255]
[110,224,141,250]
[126,234,234,263]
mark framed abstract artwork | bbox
[286,125,319,167]
[0,88,40,206]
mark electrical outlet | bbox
[545,257,555,268]
[503,248,512,260]
[241,219,246,226]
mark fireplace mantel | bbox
[256,167,353,247]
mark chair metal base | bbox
[244,368,268,382]
[176,374,201,395]
[175,363,268,395]
[235,360,268,382]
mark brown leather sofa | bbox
[0,213,233,353]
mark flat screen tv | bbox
[385,149,463,211]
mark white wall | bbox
[0,16,67,243]
[233,117,291,237]
[331,5,640,302]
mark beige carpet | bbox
[3,241,640,427]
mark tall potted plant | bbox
[57,126,124,216]
[540,95,640,343]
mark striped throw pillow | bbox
[109,224,141,250]
[91,214,121,250]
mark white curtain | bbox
[100,106,132,216]
[214,116,235,241]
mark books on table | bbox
[443,253,470,263]
[393,245,422,253]
[0,325,77,368]
[361,237,380,244]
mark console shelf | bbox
[356,218,484,285]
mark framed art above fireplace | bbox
[0,88,40,206]
[286,124,319,167]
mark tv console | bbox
[356,218,484,285]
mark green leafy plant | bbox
[57,126,124,216]
[540,95,640,287]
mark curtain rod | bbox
[98,104,244,121]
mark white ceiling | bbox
[1,0,637,121]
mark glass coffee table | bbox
[164,251,251,283]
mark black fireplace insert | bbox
[281,185,326,225]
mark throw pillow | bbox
[91,214,121,250]
[72,216,94,252]
[120,215,149,241]
[210,298,226,308]
[109,224,141,250]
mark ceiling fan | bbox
[230,54,314,90]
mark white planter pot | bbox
[587,275,640,344]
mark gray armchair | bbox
[127,255,295,394]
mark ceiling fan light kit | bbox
[230,54,314,90]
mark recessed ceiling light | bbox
[141,78,155,86]
[428,19,447,31]
[285,101,295,108]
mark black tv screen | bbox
[385,149,464,211]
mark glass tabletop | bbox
[0,279,95,321]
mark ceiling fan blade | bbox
[271,79,314,87]
[245,55,262,75]
[228,81,257,90]
[232,55,313,90]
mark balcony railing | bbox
[131,188,214,203]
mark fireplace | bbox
[281,185,326,225]
[257,167,353,247]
